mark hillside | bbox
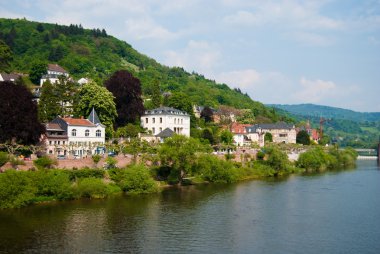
[268,103,380,122]
[0,18,284,122]
[269,104,380,148]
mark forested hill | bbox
[0,18,282,122]
[269,104,380,122]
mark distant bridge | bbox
[355,148,379,161]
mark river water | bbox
[1,160,380,254]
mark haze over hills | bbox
[268,104,380,123]
[0,18,284,122]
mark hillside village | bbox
[1,62,322,167]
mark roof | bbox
[155,128,175,138]
[0,73,21,81]
[87,108,102,125]
[231,122,251,134]
[45,123,64,131]
[48,64,68,74]
[144,107,189,116]
[62,118,96,127]
[246,122,295,133]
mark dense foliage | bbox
[0,81,45,145]
[0,18,283,122]
[105,70,144,127]
[296,130,311,145]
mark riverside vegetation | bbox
[0,135,358,209]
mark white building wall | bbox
[67,125,105,157]
[141,114,190,137]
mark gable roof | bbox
[246,122,295,133]
[0,73,22,81]
[144,107,189,116]
[62,117,96,127]
[45,123,64,131]
[48,64,68,74]
[155,128,175,138]
[87,108,101,125]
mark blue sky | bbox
[1,0,379,112]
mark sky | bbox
[1,0,380,112]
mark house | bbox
[40,64,69,85]
[246,122,297,147]
[0,73,22,82]
[44,108,105,158]
[230,122,251,146]
[140,106,190,137]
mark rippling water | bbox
[1,160,380,254]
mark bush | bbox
[0,152,9,167]
[32,170,73,200]
[66,168,105,181]
[115,164,158,194]
[33,156,57,170]
[105,157,117,169]
[74,178,111,199]
[0,170,36,208]
[92,154,101,165]
[195,154,239,183]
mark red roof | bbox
[311,129,320,140]
[62,118,95,126]
[231,122,251,134]
[48,64,68,73]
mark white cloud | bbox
[216,69,261,89]
[124,17,176,41]
[294,77,337,102]
[163,40,221,75]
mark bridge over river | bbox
[355,148,379,161]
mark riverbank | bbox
[0,145,358,209]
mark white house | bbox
[245,122,297,147]
[40,64,69,85]
[44,108,106,158]
[141,107,190,137]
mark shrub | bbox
[0,170,36,208]
[0,152,9,167]
[33,156,57,170]
[66,169,105,181]
[105,157,117,169]
[92,154,101,166]
[196,154,239,183]
[117,164,158,194]
[74,178,110,199]
[32,170,73,200]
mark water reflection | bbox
[1,161,380,254]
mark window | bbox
[58,141,60,145]
[159,127,162,132]
[153,118,155,123]
[85,129,90,137]
[152,128,155,134]
[72,129,77,137]
[49,141,52,145]
[145,118,148,123]
[160,117,162,123]
[63,141,65,145]
[279,134,287,137]
[174,118,176,124]
[96,130,101,137]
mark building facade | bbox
[246,122,297,147]
[44,109,105,158]
[141,107,190,137]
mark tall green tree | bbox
[105,70,144,128]
[29,62,47,85]
[151,80,162,108]
[38,80,61,122]
[264,132,273,143]
[75,82,117,128]
[167,92,193,114]
[296,130,311,145]
[0,81,45,145]
[0,40,13,72]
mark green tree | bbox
[75,82,117,129]
[264,145,291,172]
[220,129,233,145]
[264,132,273,143]
[151,80,162,108]
[296,130,311,145]
[167,92,193,115]
[0,40,13,72]
[29,62,47,85]
[158,135,211,183]
[38,80,61,122]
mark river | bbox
[1,160,380,254]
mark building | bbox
[246,122,296,147]
[0,73,22,82]
[40,64,69,85]
[230,122,251,146]
[44,108,105,158]
[141,107,190,137]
